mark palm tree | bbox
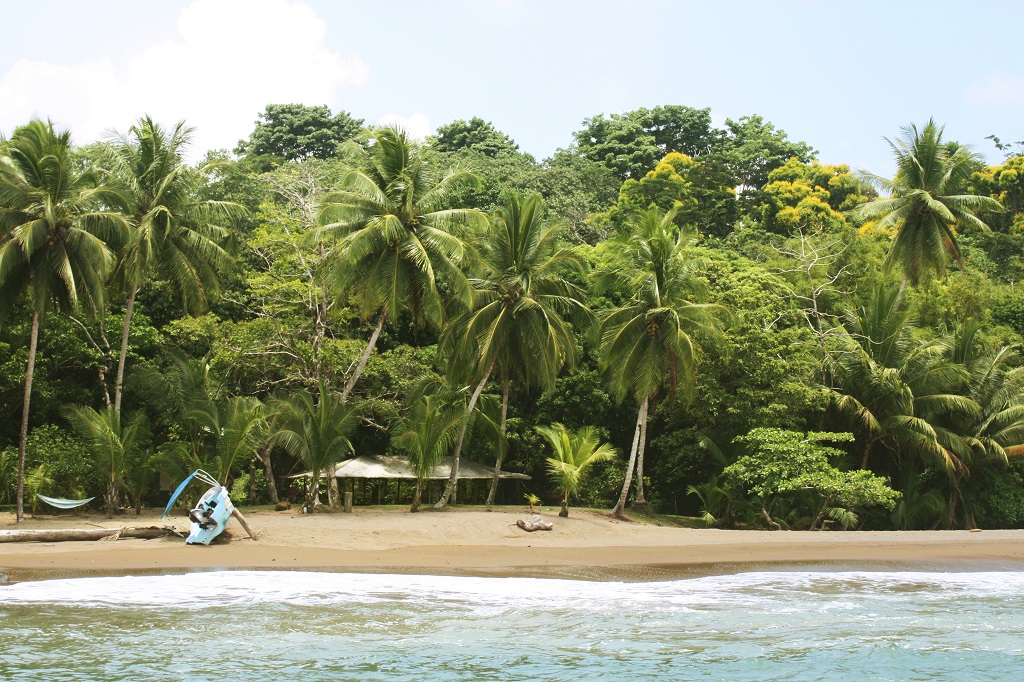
[105,116,240,416]
[855,120,1002,288]
[538,423,616,517]
[24,463,54,517]
[0,120,128,522]
[950,323,1024,461]
[190,396,267,486]
[269,383,359,509]
[434,192,591,508]
[598,206,729,517]
[63,406,149,518]
[316,126,484,403]
[827,285,978,479]
[942,321,1024,526]
[392,393,463,511]
[143,347,217,468]
[145,349,266,489]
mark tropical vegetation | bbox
[3,103,1024,531]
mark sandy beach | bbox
[3,507,1024,583]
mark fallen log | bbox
[516,515,553,532]
[0,526,176,544]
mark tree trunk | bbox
[67,315,113,408]
[256,443,279,503]
[947,486,960,530]
[327,464,340,509]
[860,438,874,470]
[435,356,497,509]
[486,377,510,505]
[313,242,330,381]
[559,498,569,518]
[811,496,833,530]
[516,516,553,531]
[895,275,908,306]
[16,311,40,524]
[113,284,138,417]
[305,468,321,508]
[612,396,648,518]
[761,504,782,531]
[633,403,650,511]
[410,479,423,512]
[105,478,118,518]
[341,310,386,403]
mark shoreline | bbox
[4,508,1024,584]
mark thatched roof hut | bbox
[289,454,531,481]
[287,454,531,507]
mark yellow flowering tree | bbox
[600,152,738,237]
[754,158,871,234]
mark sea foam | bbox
[3,569,1024,609]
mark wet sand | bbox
[3,507,1024,583]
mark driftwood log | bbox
[231,508,259,540]
[0,526,177,544]
[516,515,553,532]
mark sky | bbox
[1,0,1022,177]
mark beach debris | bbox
[99,527,126,541]
[0,526,177,544]
[516,514,553,532]
[275,501,291,511]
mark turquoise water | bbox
[2,570,1023,680]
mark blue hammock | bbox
[37,494,95,510]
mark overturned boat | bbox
[161,469,239,545]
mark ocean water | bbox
[2,569,1023,681]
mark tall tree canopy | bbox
[719,115,816,192]
[236,104,364,163]
[574,105,720,180]
[573,106,815,195]
[432,117,520,157]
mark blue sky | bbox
[2,0,1021,177]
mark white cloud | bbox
[376,112,433,140]
[965,74,1024,108]
[0,0,368,159]
[0,59,120,138]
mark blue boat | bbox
[161,470,236,545]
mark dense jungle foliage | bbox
[3,104,1024,530]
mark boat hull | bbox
[186,486,234,545]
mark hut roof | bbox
[288,454,531,481]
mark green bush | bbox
[0,425,93,503]
[971,465,1024,529]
